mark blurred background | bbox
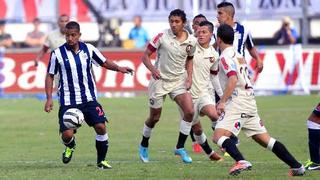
[0,0,319,97]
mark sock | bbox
[140,123,152,148]
[218,136,244,161]
[230,134,239,145]
[96,134,109,164]
[308,128,320,164]
[63,136,76,149]
[270,140,301,168]
[176,120,192,149]
[194,133,212,155]
[190,129,196,142]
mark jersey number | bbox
[96,106,104,116]
[239,66,253,89]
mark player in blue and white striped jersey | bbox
[214,2,263,73]
[44,21,133,169]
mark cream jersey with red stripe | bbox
[190,42,219,99]
[218,46,254,95]
[147,29,197,81]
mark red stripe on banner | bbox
[249,53,265,82]
[0,0,7,19]
[23,0,37,22]
[59,0,71,16]
[275,53,286,73]
[76,0,90,21]
[311,52,320,85]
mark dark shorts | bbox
[313,103,320,117]
[59,101,107,132]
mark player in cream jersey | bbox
[139,9,197,164]
[213,24,305,176]
[186,21,223,161]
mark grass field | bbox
[0,95,319,179]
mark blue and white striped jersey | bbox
[213,22,254,57]
[47,42,106,106]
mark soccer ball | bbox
[63,108,85,129]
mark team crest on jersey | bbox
[149,99,155,105]
[186,44,193,54]
[209,57,215,63]
[221,57,228,70]
[234,121,241,130]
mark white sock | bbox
[180,119,192,135]
[143,123,153,138]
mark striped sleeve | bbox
[147,32,163,52]
[220,57,237,78]
[245,31,254,50]
[47,52,58,75]
[87,44,106,66]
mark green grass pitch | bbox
[0,95,318,179]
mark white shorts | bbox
[215,95,267,137]
[192,93,215,125]
[148,77,187,108]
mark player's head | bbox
[197,21,213,46]
[168,9,187,35]
[58,14,70,33]
[65,21,81,47]
[217,2,235,24]
[216,24,234,48]
[192,14,207,34]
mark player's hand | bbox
[216,101,225,116]
[185,77,192,90]
[151,69,161,80]
[118,66,134,75]
[255,59,263,73]
[44,99,53,113]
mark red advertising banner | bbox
[0,48,319,94]
[0,50,151,93]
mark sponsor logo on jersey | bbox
[221,57,228,70]
[234,121,241,130]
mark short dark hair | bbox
[217,24,234,45]
[217,2,235,17]
[199,21,213,33]
[193,14,207,21]
[169,9,187,23]
[65,21,80,31]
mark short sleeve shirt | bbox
[147,29,197,81]
[190,42,219,99]
[44,29,66,51]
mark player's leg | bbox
[83,101,110,169]
[252,133,304,176]
[174,92,194,163]
[139,79,164,162]
[59,106,76,164]
[139,107,162,162]
[192,122,222,161]
[305,105,320,170]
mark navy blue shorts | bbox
[58,101,107,132]
[313,103,320,117]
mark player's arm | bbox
[246,33,263,73]
[44,73,54,113]
[185,56,193,90]
[90,44,133,74]
[216,74,237,115]
[44,52,57,113]
[210,73,223,98]
[35,45,49,66]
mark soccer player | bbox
[186,21,223,161]
[215,2,263,73]
[213,24,305,176]
[138,9,196,164]
[305,103,320,170]
[35,14,69,66]
[44,21,133,169]
[189,14,208,153]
